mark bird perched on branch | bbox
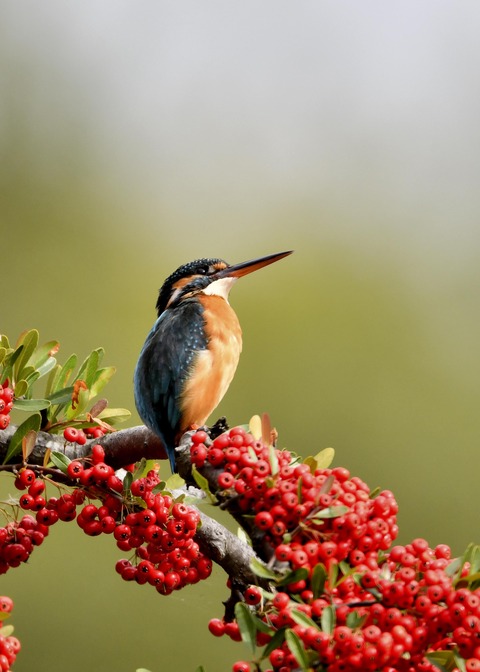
[134,250,292,471]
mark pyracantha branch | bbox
[0,424,273,602]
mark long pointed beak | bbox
[217,250,293,279]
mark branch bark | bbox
[0,424,272,597]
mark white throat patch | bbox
[202,277,237,302]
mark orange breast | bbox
[179,295,242,432]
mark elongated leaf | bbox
[75,349,103,388]
[44,363,61,398]
[191,465,216,502]
[166,473,185,490]
[0,348,6,367]
[425,651,453,671]
[285,629,310,670]
[90,366,116,398]
[290,608,317,629]
[249,414,262,440]
[46,387,75,405]
[35,356,57,381]
[234,602,257,654]
[262,627,286,658]
[54,354,78,392]
[277,568,309,587]
[253,614,274,635]
[261,412,272,445]
[250,557,281,581]
[269,442,279,476]
[24,371,40,388]
[1,345,24,383]
[96,407,131,425]
[311,563,327,599]
[31,340,59,369]
[14,380,28,397]
[22,430,38,462]
[0,335,9,349]
[346,610,367,629]
[4,413,41,464]
[14,329,39,380]
[321,605,336,634]
[65,386,90,420]
[14,398,51,412]
[49,451,71,473]
[311,505,350,520]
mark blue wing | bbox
[134,300,207,470]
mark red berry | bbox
[208,618,225,637]
[63,427,79,442]
[244,585,262,605]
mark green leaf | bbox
[329,561,338,588]
[14,329,39,380]
[262,627,286,658]
[0,348,7,367]
[234,602,257,654]
[277,568,309,587]
[0,335,10,349]
[3,413,41,464]
[285,629,310,670]
[311,505,350,520]
[13,398,51,412]
[453,653,467,672]
[1,344,24,383]
[90,366,116,398]
[136,669,154,672]
[31,340,59,369]
[252,614,274,635]
[123,472,133,494]
[290,608,317,629]
[75,349,103,388]
[96,407,131,425]
[425,651,454,672]
[268,442,279,476]
[14,379,28,397]
[311,563,327,599]
[44,363,61,399]
[46,387,75,405]
[346,610,367,629]
[49,451,71,473]
[55,354,78,392]
[191,465,216,502]
[65,385,90,420]
[250,557,281,581]
[166,473,186,490]
[34,356,57,381]
[0,624,14,636]
[321,605,336,635]
[194,667,206,672]
[316,447,335,469]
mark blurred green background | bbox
[1,2,479,671]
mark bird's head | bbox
[156,251,293,316]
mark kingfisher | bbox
[134,250,292,471]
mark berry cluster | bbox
[0,596,20,672]
[0,510,48,574]
[10,445,211,596]
[0,383,14,431]
[63,424,106,445]
[196,426,480,672]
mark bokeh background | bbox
[1,2,479,671]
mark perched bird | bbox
[134,251,292,471]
